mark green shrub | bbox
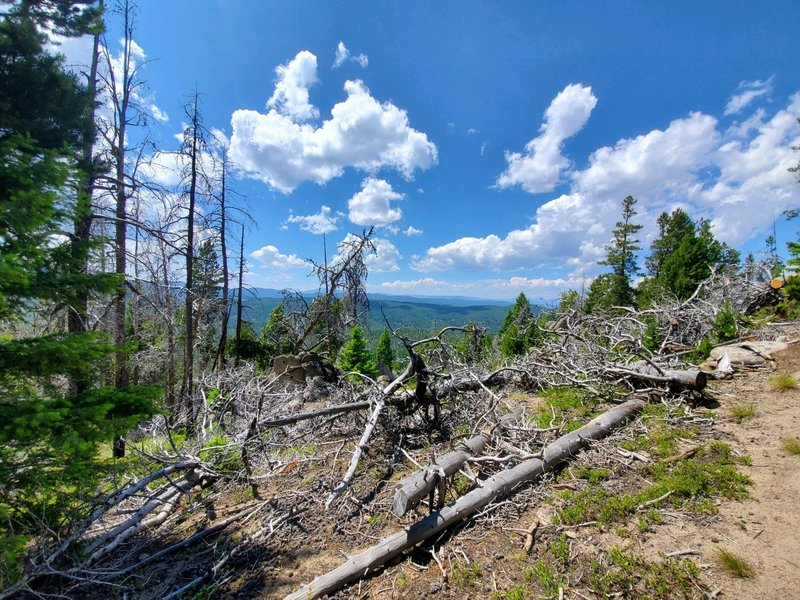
[199,433,242,473]
[712,302,738,342]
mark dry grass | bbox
[781,438,800,455]
[769,373,797,392]
[728,403,758,422]
[714,547,756,578]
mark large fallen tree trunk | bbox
[392,411,520,516]
[609,362,707,391]
[285,397,647,600]
[392,433,488,516]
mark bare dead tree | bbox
[291,227,375,354]
[96,0,152,456]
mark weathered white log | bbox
[86,467,207,564]
[391,411,520,516]
[285,398,646,600]
[324,398,386,510]
[609,362,707,391]
[392,434,488,516]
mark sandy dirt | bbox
[668,343,800,598]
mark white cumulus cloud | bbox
[496,83,598,193]
[413,192,608,272]
[230,54,437,193]
[374,275,586,299]
[724,77,774,116]
[250,245,308,270]
[572,111,719,201]
[285,205,340,234]
[267,50,319,121]
[366,237,402,272]
[416,87,800,276]
[348,178,404,227]
[404,225,423,236]
[701,94,800,243]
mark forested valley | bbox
[3,2,800,599]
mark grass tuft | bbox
[728,403,758,422]
[781,438,800,455]
[452,561,482,589]
[714,547,756,578]
[590,548,701,598]
[769,373,797,391]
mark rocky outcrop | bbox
[271,353,341,384]
[709,341,789,367]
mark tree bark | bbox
[107,0,135,457]
[285,398,647,600]
[392,433,488,516]
[610,362,707,391]
[234,223,245,367]
[68,1,101,341]
[215,151,229,370]
[181,93,200,433]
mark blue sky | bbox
[92,1,800,300]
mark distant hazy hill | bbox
[233,289,520,339]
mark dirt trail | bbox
[676,343,800,598]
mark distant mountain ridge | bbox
[243,287,516,307]
[233,288,531,339]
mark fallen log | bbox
[285,397,647,600]
[392,411,520,516]
[257,400,372,429]
[392,433,488,516]
[85,464,217,565]
[608,362,707,392]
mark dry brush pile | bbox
[6,266,790,599]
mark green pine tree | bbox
[498,293,539,357]
[0,6,156,584]
[339,325,378,380]
[641,209,740,302]
[598,195,642,308]
[258,305,295,370]
[375,328,394,372]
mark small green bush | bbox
[199,433,242,473]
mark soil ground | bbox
[275,343,800,600]
[73,340,800,600]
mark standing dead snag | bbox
[292,228,375,354]
[286,398,647,600]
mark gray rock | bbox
[709,341,788,367]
